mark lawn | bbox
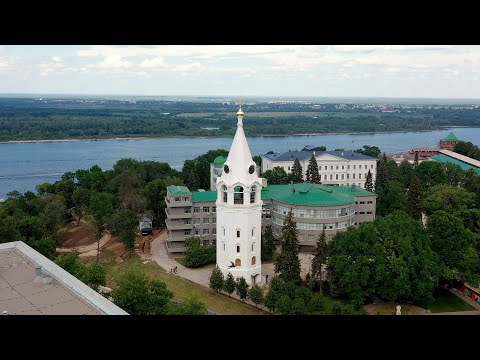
[103,256,268,315]
[419,290,476,313]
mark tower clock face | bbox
[248,165,255,174]
[224,164,230,174]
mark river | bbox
[1,127,479,198]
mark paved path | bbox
[150,229,213,287]
[56,232,111,254]
[149,230,272,312]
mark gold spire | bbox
[237,96,244,117]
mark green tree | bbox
[182,160,201,191]
[376,180,406,217]
[89,192,115,262]
[290,297,308,315]
[193,149,229,189]
[355,145,381,158]
[311,228,328,295]
[110,208,138,254]
[253,155,262,168]
[327,212,439,307]
[364,170,374,192]
[55,251,87,280]
[0,216,21,244]
[83,262,106,290]
[374,156,387,192]
[41,194,67,241]
[209,265,224,293]
[72,187,90,226]
[454,141,480,161]
[144,176,183,226]
[111,267,174,315]
[399,160,414,187]
[305,153,320,183]
[175,297,207,315]
[184,236,216,268]
[276,295,292,315]
[249,284,264,307]
[274,209,301,284]
[414,152,419,168]
[54,179,76,217]
[108,170,146,213]
[290,158,304,183]
[28,236,57,259]
[261,226,276,261]
[427,211,476,284]
[423,185,477,215]
[236,277,249,300]
[263,166,289,185]
[415,161,448,189]
[406,176,423,220]
[307,295,325,314]
[223,273,236,297]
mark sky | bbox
[0,45,480,98]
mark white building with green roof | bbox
[165,182,377,255]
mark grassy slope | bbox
[103,256,268,315]
[419,291,476,313]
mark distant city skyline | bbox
[1,45,480,98]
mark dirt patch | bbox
[61,223,97,248]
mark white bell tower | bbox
[216,106,263,285]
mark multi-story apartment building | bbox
[261,150,377,188]
[165,182,377,254]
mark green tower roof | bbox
[443,132,460,142]
[213,156,226,168]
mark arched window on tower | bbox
[234,186,244,204]
[251,256,256,265]
[250,185,256,203]
[222,185,228,203]
[235,258,241,267]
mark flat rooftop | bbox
[0,242,128,315]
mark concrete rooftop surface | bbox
[0,242,128,315]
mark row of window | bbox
[188,217,216,224]
[355,201,374,204]
[272,216,353,230]
[185,228,218,236]
[355,211,373,215]
[202,239,217,246]
[184,206,216,214]
[273,204,355,219]
[285,164,375,171]
[173,196,191,202]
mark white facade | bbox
[216,107,263,285]
[261,152,377,188]
[210,163,223,191]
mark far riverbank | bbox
[1,126,474,144]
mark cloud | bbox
[38,58,66,76]
[140,57,166,68]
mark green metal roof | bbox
[167,185,192,197]
[442,132,460,142]
[192,191,217,202]
[261,183,375,207]
[213,156,226,168]
[430,154,480,174]
[188,183,376,207]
